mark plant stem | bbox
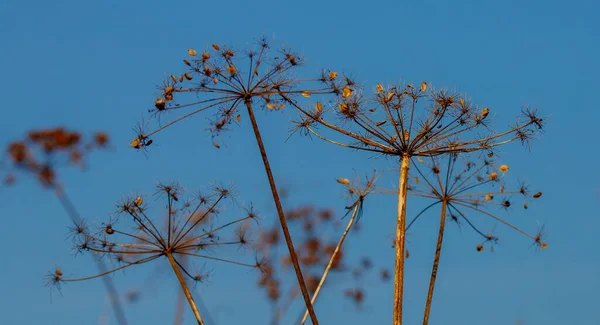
[166,252,204,325]
[54,186,128,325]
[245,100,319,325]
[393,155,411,325]
[422,200,447,325]
[300,201,360,325]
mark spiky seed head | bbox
[499,164,509,172]
[301,91,311,98]
[420,82,427,92]
[489,172,498,180]
[533,192,542,198]
[337,178,350,185]
[328,71,338,79]
[342,86,353,99]
[188,48,197,56]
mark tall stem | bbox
[54,186,128,325]
[166,252,204,325]
[300,201,360,324]
[422,200,448,325]
[393,155,411,325]
[245,100,319,325]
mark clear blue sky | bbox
[1,0,599,324]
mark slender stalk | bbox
[300,201,360,325]
[166,252,204,325]
[54,186,128,325]
[422,200,448,325]
[245,100,319,325]
[393,155,411,325]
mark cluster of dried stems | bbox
[4,37,548,325]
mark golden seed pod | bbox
[183,59,191,66]
[212,44,220,51]
[164,93,173,101]
[499,164,509,172]
[489,172,498,180]
[485,194,493,201]
[376,83,384,93]
[236,114,241,122]
[328,71,338,79]
[266,103,275,110]
[459,97,466,107]
[188,48,197,56]
[407,84,414,89]
[55,269,63,276]
[417,157,424,163]
[179,75,184,82]
[338,103,349,114]
[301,90,311,98]
[227,65,237,76]
[129,138,141,148]
[155,98,165,110]
[342,86,353,99]
[336,178,350,185]
[500,184,505,193]
[213,142,220,148]
[524,202,528,209]
[171,75,177,83]
[487,152,494,158]
[540,243,548,249]
[403,130,410,141]
[385,91,394,102]
[476,245,484,252]
[202,52,210,60]
[165,86,174,94]
[105,226,115,235]
[369,108,376,112]
[480,107,490,119]
[414,176,419,184]
[376,120,386,126]
[213,77,218,84]
[390,135,397,142]
[315,101,323,112]
[533,192,542,198]
[420,82,427,92]
[134,197,143,206]
[184,73,192,80]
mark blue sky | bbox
[1,0,599,324]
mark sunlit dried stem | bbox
[166,252,204,325]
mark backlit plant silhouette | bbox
[403,154,546,325]
[2,128,127,325]
[282,82,545,324]
[46,182,262,325]
[130,37,343,324]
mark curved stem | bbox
[393,155,411,325]
[423,200,447,325]
[166,252,204,325]
[245,100,319,325]
[300,200,360,324]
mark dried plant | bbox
[401,154,546,324]
[256,173,380,325]
[47,182,262,325]
[131,37,342,324]
[282,82,545,324]
[2,128,127,325]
